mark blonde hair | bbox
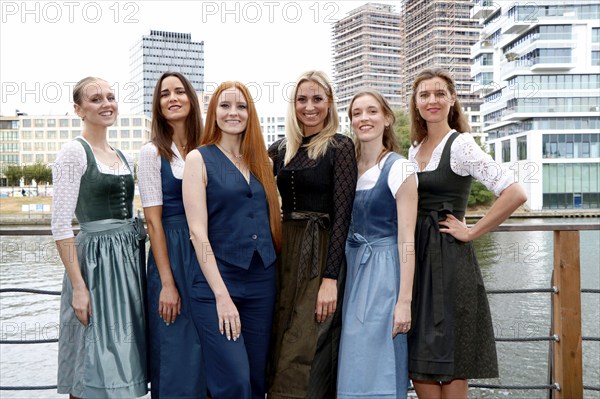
[73,76,106,105]
[282,70,339,165]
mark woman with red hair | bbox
[183,81,281,399]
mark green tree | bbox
[22,163,52,185]
[393,109,411,158]
[4,165,23,186]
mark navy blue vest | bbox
[199,145,276,269]
[160,156,185,219]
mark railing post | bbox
[552,230,583,399]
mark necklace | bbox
[216,143,243,160]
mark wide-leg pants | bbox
[189,251,275,399]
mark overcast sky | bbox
[1,0,399,117]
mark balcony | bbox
[530,56,575,71]
[471,0,499,20]
[471,40,495,58]
[504,104,599,121]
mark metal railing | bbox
[1,223,599,397]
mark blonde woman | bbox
[268,70,357,398]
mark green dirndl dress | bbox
[57,138,148,398]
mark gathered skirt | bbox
[338,234,409,398]
[58,219,148,398]
[147,213,205,398]
[268,218,345,399]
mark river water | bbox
[0,218,598,399]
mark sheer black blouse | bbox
[269,134,357,279]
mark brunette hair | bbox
[348,90,399,164]
[151,72,203,161]
[201,81,281,252]
[409,68,470,145]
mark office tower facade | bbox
[332,3,402,112]
[402,0,483,134]
[129,30,204,116]
[472,1,600,210]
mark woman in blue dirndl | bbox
[138,72,206,398]
[52,77,147,398]
[337,90,418,399]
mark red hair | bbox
[201,81,281,252]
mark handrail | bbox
[1,223,598,394]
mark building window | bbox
[22,119,32,127]
[517,136,527,160]
[109,130,118,138]
[22,131,32,140]
[47,119,56,127]
[543,163,600,209]
[47,130,57,139]
[502,140,510,162]
[593,28,600,43]
[59,119,69,127]
[121,118,130,127]
[133,118,142,126]
[543,133,599,159]
[36,154,44,162]
[121,130,130,138]
[72,119,81,127]
[35,119,44,127]
[35,131,44,140]
[60,130,69,139]
[592,51,600,66]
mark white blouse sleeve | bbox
[137,143,163,208]
[450,133,516,197]
[388,158,418,198]
[51,141,87,241]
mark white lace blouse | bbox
[137,142,185,208]
[356,152,418,196]
[51,138,134,241]
[408,130,515,197]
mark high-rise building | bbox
[472,1,600,210]
[129,30,204,116]
[332,3,402,112]
[402,0,482,134]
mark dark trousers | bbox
[190,252,275,399]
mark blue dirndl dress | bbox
[338,153,409,399]
[146,156,206,398]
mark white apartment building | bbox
[472,1,600,210]
[130,30,204,117]
[0,114,152,186]
[332,3,402,112]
